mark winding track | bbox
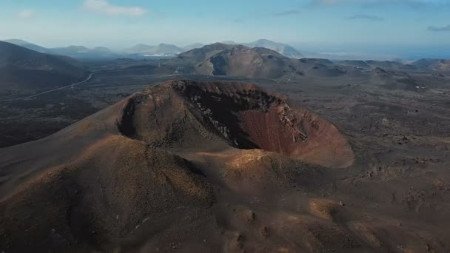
[0,73,94,102]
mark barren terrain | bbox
[0,44,450,252]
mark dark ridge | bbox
[210,55,227,75]
[117,96,139,138]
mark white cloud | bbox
[311,0,444,7]
[347,14,383,21]
[428,25,450,32]
[17,10,35,19]
[83,0,147,16]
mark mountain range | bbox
[4,39,303,59]
[124,43,184,57]
[1,39,448,97]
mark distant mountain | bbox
[50,45,118,59]
[180,39,303,59]
[126,44,152,53]
[4,39,50,54]
[178,43,301,79]
[413,59,450,73]
[182,43,204,51]
[220,40,238,45]
[125,43,183,57]
[0,41,88,93]
[178,43,235,63]
[245,39,303,59]
[181,39,303,59]
[51,45,90,55]
[3,40,119,60]
[178,43,345,79]
[4,39,304,60]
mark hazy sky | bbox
[1,0,450,59]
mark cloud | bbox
[83,0,147,16]
[347,14,383,21]
[17,10,35,19]
[272,10,301,17]
[428,25,450,32]
[313,0,341,4]
[313,0,410,4]
[311,0,441,8]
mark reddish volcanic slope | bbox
[172,81,354,168]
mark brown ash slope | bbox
[0,80,446,252]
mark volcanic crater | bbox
[117,80,354,168]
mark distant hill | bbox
[125,43,183,57]
[177,43,342,79]
[178,43,301,79]
[4,39,50,54]
[413,59,450,73]
[50,45,119,59]
[194,45,293,78]
[3,39,303,60]
[178,43,235,62]
[4,39,119,59]
[182,43,204,51]
[0,41,88,93]
[125,43,153,53]
[245,39,303,59]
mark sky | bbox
[1,0,450,59]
